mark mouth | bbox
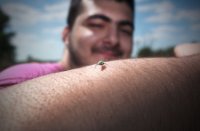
[92,47,123,60]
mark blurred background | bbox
[0,0,200,71]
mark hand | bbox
[174,43,200,57]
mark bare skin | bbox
[174,43,200,57]
[0,56,200,131]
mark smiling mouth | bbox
[100,51,118,58]
[92,47,123,59]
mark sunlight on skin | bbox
[0,56,199,130]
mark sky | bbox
[0,0,200,61]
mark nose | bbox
[104,26,119,47]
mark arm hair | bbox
[0,56,199,131]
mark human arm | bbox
[0,55,200,131]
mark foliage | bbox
[0,8,15,71]
[138,46,174,58]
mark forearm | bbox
[0,55,199,130]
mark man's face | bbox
[65,0,133,66]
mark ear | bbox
[62,27,70,45]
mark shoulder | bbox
[0,63,63,87]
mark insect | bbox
[95,60,106,68]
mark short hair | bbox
[67,0,134,29]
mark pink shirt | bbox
[0,63,64,87]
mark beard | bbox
[68,43,85,68]
[67,41,127,68]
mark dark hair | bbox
[67,0,134,29]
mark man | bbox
[0,0,133,87]
[0,0,200,130]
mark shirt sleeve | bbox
[0,64,34,87]
[0,63,64,88]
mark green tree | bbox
[138,46,174,58]
[0,8,15,71]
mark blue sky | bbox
[0,0,200,61]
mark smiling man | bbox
[61,0,133,68]
[0,0,134,86]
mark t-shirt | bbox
[0,63,64,87]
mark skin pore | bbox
[0,56,199,130]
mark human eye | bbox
[88,22,104,29]
[85,18,106,30]
[120,27,132,36]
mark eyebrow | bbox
[86,14,133,29]
[86,14,111,22]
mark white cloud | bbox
[42,26,64,35]
[135,0,150,3]
[44,1,70,12]
[135,25,180,46]
[1,1,70,61]
[1,1,70,27]
[12,33,63,61]
[191,24,200,32]
[137,1,174,13]
[137,1,200,24]
[176,9,200,22]
[2,3,42,26]
[146,12,174,23]
[43,1,70,22]
[12,33,39,46]
[146,9,200,24]
[136,1,175,24]
[152,25,180,39]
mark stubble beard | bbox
[68,43,87,69]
